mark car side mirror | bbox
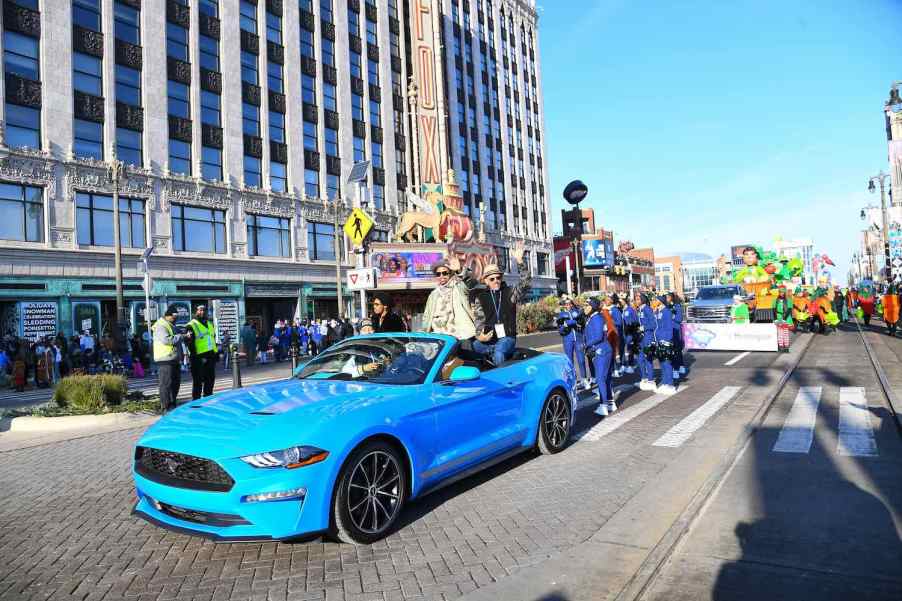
[449,365,480,382]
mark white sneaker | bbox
[679,366,687,375]
[673,372,680,381]
[594,403,609,417]
[582,378,592,390]
[626,366,635,374]
[607,400,617,413]
[658,384,677,395]
[613,369,622,378]
[639,380,653,391]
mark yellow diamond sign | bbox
[343,208,374,247]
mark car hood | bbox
[138,379,412,459]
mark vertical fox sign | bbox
[409,0,447,190]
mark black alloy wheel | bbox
[537,390,572,454]
[332,440,407,544]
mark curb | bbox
[0,411,158,434]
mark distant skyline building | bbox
[679,252,717,293]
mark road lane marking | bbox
[724,351,750,366]
[772,386,822,453]
[652,386,742,448]
[535,344,563,351]
[838,387,878,457]
[574,385,690,442]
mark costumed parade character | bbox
[653,296,677,395]
[792,289,811,331]
[883,285,899,336]
[608,295,625,377]
[584,297,615,416]
[731,295,750,324]
[773,287,794,352]
[556,296,589,390]
[666,292,686,379]
[622,299,640,374]
[636,293,657,391]
[858,286,875,326]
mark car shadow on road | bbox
[708,368,902,601]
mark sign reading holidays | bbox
[343,208,374,247]
[20,301,58,341]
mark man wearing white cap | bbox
[473,242,530,366]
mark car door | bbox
[425,355,527,484]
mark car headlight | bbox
[240,446,329,469]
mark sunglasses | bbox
[435,270,450,276]
[486,276,501,282]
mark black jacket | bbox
[373,312,407,333]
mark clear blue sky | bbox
[539,0,902,278]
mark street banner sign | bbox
[343,208,374,247]
[347,267,376,291]
[682,323,778,352]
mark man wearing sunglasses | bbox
[473,242,530,366]
[422,255,477,340]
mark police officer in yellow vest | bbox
[153,306,184,412]
[185,305,218,400]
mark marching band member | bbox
[637,293,657,391]
[608,294,625,377]
[667,292,686,380]
[622,296,640,374]
[601,296,619,405]
[584,297,614,416]
[556,296,590,390]
[653,295,677,395]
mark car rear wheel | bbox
[332,440,407,544]
[537,390,571,454]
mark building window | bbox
[305,168,319,197]
[266,11,282,44]
[73,0,101,31]
[324,82,337,111]
[348,6,360,35]
[4,31,39,81]
[200,0,218,17]
[243,102,261,136]
[76,192,145,248]
[5,104,40,150]
[271,161,287,193]
[350,50,362,79]
[270,110,285,143]
[320,0,333,22]
[352,93,364,121]
[371,142,383,168]
[247,213,290,257]
[115,64,141,106]
[171,204,227,254]
[268,61,284,93]
[240,0,257,32]
[302,74,316,104]
[201,91,221,127]
[114,1,140,44]
[307,221,335,261]
[241,51,258,84]
[0,183,43,243]
[325,127,338,156]
[116,128,142,167]
[322,37,335,66]
[304,121,318,150]
[353,137,365,162]
[169,139,192,175]
[201,147,223,181]
[369,99,380,125]
[536,252,549,276]
[200,33,220,71]
[366,17,377,45]
[244,156,262,188]
[301,27,315,58]
[497,246,510,272]
[372,184,384,210]
[74,120,104,161]
[326,174,340,200]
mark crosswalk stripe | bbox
[652,386,742,448]
[724,352,750,366]
[837,387,878,457]
[574,385,690,442]
[772,386,822,453]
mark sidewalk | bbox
[0,359,294,411]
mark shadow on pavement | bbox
[710,367,902,601]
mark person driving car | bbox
[362,341,437,383]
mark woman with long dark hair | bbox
[371,292,407,333]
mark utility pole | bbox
[868,171,892,283]
[109,157,127,352]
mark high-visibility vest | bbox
[188,319,218,354]
[153,318,178,362]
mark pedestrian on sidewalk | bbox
[585,297,615,416]
[153,307,184,412]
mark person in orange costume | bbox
[882,285,899,336]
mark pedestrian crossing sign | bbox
[343,208,374,247]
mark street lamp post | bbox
[563,180,588,295]
[868,172,892,283]
[108,158,127,352]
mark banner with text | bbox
[682,322,778,352]
[19,301,58,342]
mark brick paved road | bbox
[0,339,787,601]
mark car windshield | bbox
[295,336,445,385]
[696,287,737,300]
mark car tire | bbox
[537,389,572,455]
[331,440,407,544]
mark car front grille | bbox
[135,446,234,492]
[157,502,250,527]
[687,305,731,322]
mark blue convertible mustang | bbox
[132,333,576,543]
